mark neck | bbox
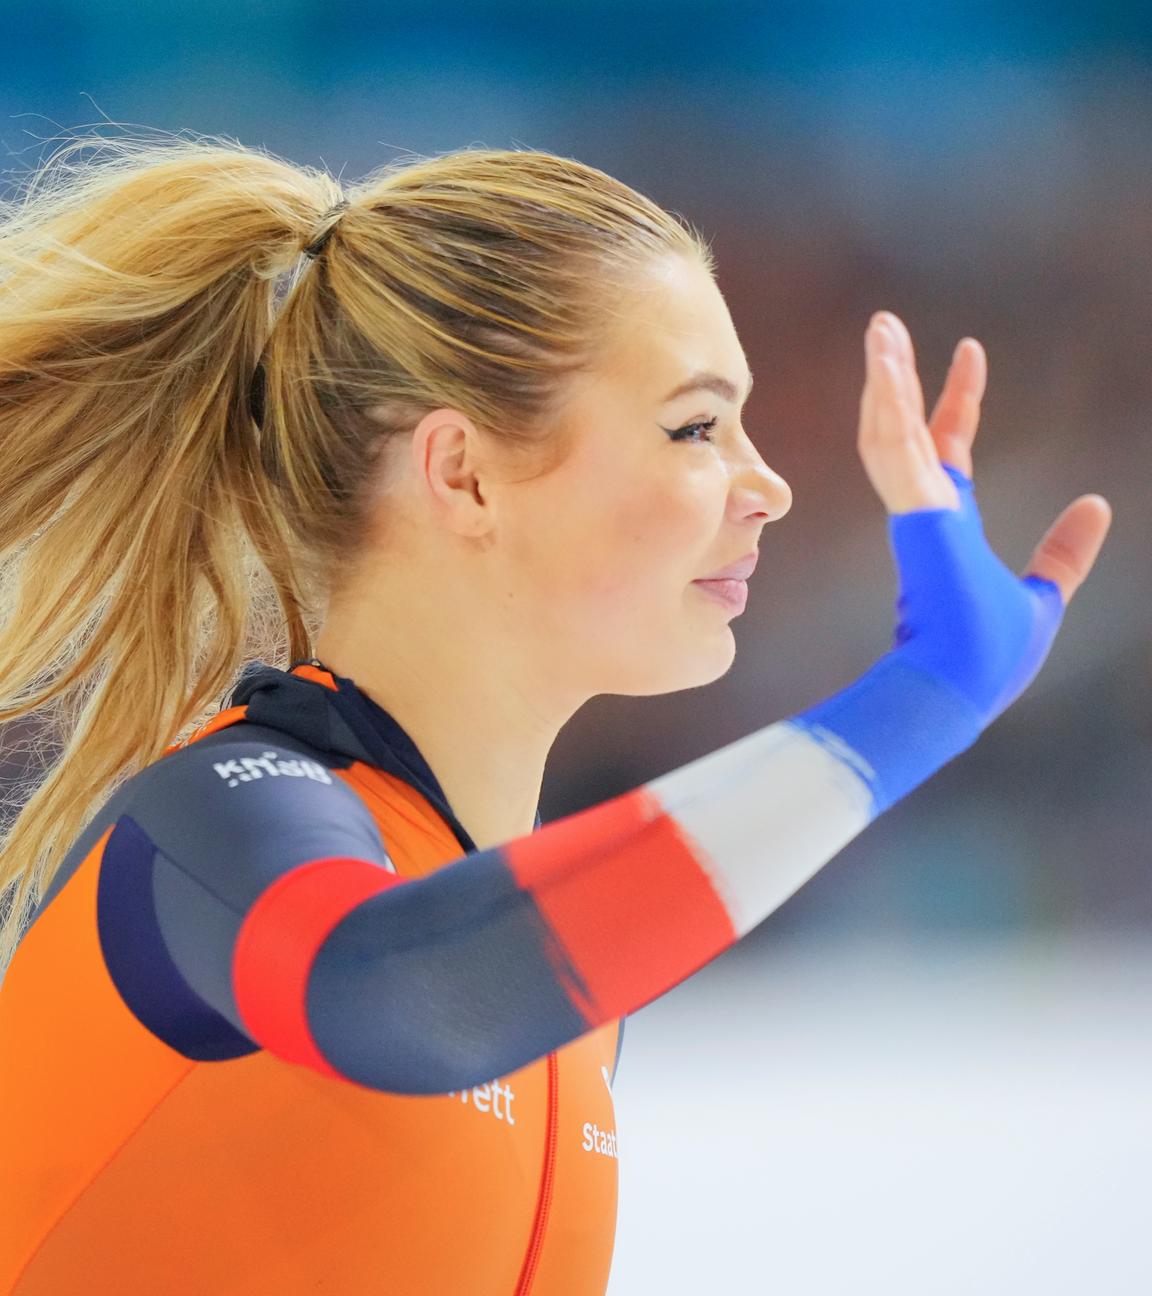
[314,599,578,854]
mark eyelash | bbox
[665,416,719,444]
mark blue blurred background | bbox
[2,2,1150,1291]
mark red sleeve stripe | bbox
[232,856,403,1074]
[502,786,738,1022]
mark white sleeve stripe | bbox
[646,719,875,938]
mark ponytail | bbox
[0,134,340,976]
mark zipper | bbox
[513,1051,560,1295]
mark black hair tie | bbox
[249,201,350,430]
[302,199,350,260]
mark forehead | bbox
[595,256,746,392]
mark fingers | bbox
[1025,494,1113,606]
[860,311,1113,608]
[927,338,986,479]
[875,312,927,426]
[858,315,959,514]
[869,327,934,474]
[866,311,986,482]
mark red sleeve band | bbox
[503,786,736,1022]
[232,857,404,1076]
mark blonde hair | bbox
[0,129,712,978]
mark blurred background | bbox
[2,0,1150,1290]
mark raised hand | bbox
[857,310,1112,606]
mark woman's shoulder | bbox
[27,720,390,934]
[127,722,391,872]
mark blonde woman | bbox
[0,137,1110,1295]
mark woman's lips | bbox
[692,578,748,613]
[698,551,758,581]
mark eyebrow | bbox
[661,369,755,405]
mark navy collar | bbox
[229,658,542,856]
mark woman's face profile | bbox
[492,253,793,700]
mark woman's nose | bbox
[734,459,792,523]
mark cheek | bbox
[550,474,717,615]
[500,460,735,693]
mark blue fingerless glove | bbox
[788,463,1066,817]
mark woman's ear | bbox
[411,408,494,538]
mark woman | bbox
[0,137,1110,1294]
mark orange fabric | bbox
[0,688,622,1295]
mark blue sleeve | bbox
[790,463,1065,815]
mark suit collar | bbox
[230,658,542,855]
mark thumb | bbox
[1024,494,1113,606]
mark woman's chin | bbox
[612,629,736,697]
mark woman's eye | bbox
[664,416,719,444]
